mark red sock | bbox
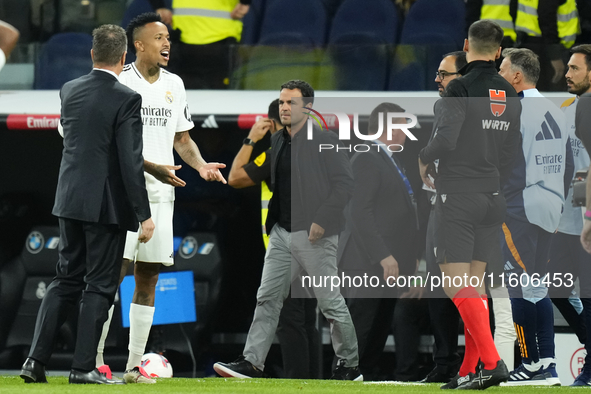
[459,325,479,376]
[453,287,500,370]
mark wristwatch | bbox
[243,138,256,147]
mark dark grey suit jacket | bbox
[52,69,151,231]
[338,147,418,277]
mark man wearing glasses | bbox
[421,51,466,385]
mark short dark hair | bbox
[443,51,467,71]
[92,24,127,66]
[502,48,540,85]
[268,99,280,123]
[468,20,503,55]
[280,79,314,104]
[571,44,591,71]
[126,12,162,53]
[366,102,405,136]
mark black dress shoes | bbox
[20,357,47,383]
[69,368,125,384]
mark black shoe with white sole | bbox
[213,356,264,378]
[330,359,363,381]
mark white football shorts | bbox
[123,201,174,266]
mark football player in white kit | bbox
[94,12,226,384]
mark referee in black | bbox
[418,19,521,390]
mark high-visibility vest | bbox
[261,180,272,249]
[515,0,579,48]
[481,0,517,42]
[172,0,243,45]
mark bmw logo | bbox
[179,236,197,259]
[26,231,44,254]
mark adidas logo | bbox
[535,111,562,141]
[504,261,514,271]
[201,115,218,128]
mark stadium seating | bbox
[319,0,399,90]
[390,0,465,91]
[232,45,323,90]
[121,0,158,30]
[240,0,267,45]
[33,32,93,90]
[258,0,328,46]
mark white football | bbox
[140,353,173,378]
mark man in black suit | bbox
[338,102,418,379]
[19,24,154,385]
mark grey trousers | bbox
[243,225,359,371]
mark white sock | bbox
[96,305,114,368]
[126,303,155,371]
[523,360,542,372]
[540,357,556,369]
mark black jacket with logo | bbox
[266,125,353,237]
[419,60,522,194]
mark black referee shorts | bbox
[435,192,505,265]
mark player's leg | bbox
[501,218,548,385]
[127,261,161,369]
[124,202,174,384]
[533,230,559,385]
[489,284,515,371]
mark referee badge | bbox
[165,91,173,104]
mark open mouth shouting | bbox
[160,49,170,62]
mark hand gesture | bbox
[139,218,155,243]
[153,164,186,187]
[198,162,227,184]
[308,222,325,244]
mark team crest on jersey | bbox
[165,91,173,104]
[489,89,506,117]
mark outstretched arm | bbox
[173,130,227,183]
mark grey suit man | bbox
[20,24,154,385]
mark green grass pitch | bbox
[0,376,579,393]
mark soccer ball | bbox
[140,353,173,378]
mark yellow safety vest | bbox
[261,180,272,249]
[515,0,579,48]
[481,0,517,42]
[172,0,243,45]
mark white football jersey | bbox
[558,96,589,235]
[119,63,194,203]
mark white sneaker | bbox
[123,366,156,384]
